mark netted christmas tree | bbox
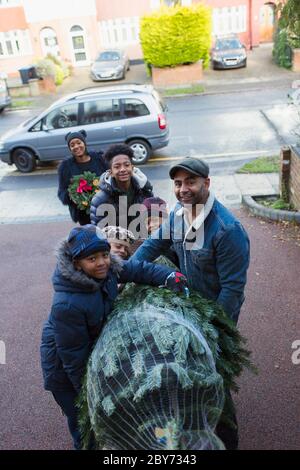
[78,257,254,450]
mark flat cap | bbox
[169,157,209,179]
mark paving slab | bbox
[234,173,278,196]
[210,175,242,206]
[265,173,280,191]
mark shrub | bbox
[46,53,70,78]
[140,4,212,69]
[54,64,64,85]
[35,58,56,78]
[273,27,292,69]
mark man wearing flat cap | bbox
[131,156,250,449]
[132,156,249,323]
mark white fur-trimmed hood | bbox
[100,167,149,191]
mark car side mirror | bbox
[42,122,50,132]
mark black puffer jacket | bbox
[90,167,153,227]
[57,151,107,225]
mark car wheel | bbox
[128,140,151,165]
[13,148,36,173]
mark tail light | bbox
[158,113,167,130]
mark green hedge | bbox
[273,27,292,69]
[140,4,212,69]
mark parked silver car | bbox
[0,74,11,113]
[0,84,169,172]
[90,50,130,81]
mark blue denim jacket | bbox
[132,196,250,323]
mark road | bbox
[0,86,295,193]
[0,87,288,222]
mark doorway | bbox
[259,3,275,43]
[40,27,60,57]
[70,25,89,66]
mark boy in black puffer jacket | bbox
[90,144,153,229]
[40,225,187,449]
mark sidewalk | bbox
[0,166,279,224]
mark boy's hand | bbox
[165,272,189,295]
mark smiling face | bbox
[109,241,130,260]
[173,169,210,206]
[74,251,111,279]
[110,154,133,185]
[69,138,87,162]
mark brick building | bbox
[0,0,283,76]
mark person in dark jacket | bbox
[90,144,153,229]
[40,224,187,449]
[57,130,107,225]
[131,157,250,450]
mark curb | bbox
[242,194,300,224]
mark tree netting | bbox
[78,257,254,450]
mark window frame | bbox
[121,98,150,120]
[82,98,122,125]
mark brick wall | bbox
[289,147,300,210]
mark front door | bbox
[70,25,89,66]
[259,4,275,43]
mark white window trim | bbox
[213,5,247,36]
[99,16,140,48]
[0,29,32,58]
[0,0,22,7]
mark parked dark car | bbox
[211,35,247,70]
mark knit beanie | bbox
[101,226,135,247]
[67,224,110,259]
[140,197,168,219]
[65,129,87,149]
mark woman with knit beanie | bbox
[57,130,107,225]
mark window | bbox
[0,0,22,6]
[83,99,121,124]
[213,5,247,35]
[0,29,32,57]
[30,120,42,132]
[123,99,150,119]
[70,25,83,33]
[5,40,13,55]
[99,17,139,47]
[44,104,78,130]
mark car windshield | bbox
[97,51,120,62]
[216,39,243,50]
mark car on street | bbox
[90,49,130,82]
[0,74,11,113]
[0,84,169,172]
[211,35,247,70]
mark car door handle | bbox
[113,127,122,131]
